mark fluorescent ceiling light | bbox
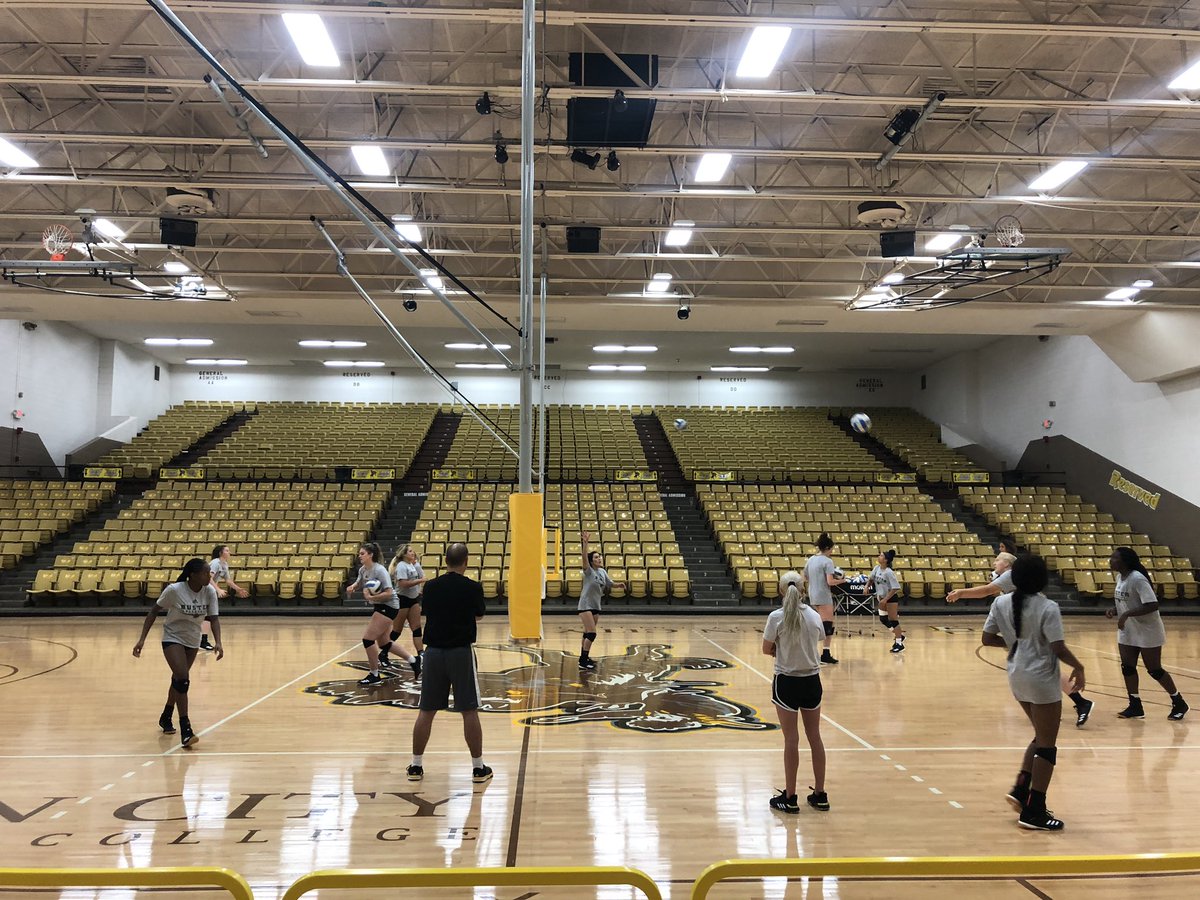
[392,215,423,244]
[730,346,794,354]
[445,342,513,351]
[299,339,367,348]
[323,360,384,367]
[93,218,125,240]
[925,233,963,251]
[735,26,792,78]
[664,221,694,247]
[593,345,658,353]
[1132,279,1154,288]
[1028,160,1089,192]
[588,364,646,372]
[351,144,389,176]
[144,338,213,347]
[0,138,38,168]
[187,358,247,366]
[711,366,769,372]
[1104,287,1139,301]
[694,152,732,183]
[419,268,444,291]
[162,261,190,275]
[881,272,905,284]
[1168,59,1200,91]
[645,273,673,294]
[281,13,340,67]
[456,362,507,370]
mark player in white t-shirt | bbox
[803,532,846,665]
[345,542,399,686]
[132,558,222,749]
[1107,547,1188,721]
[868,549,904,653]
[202,544,248,651]
[764,570,830,814]
[383,543,424,676]
[982,554,1086,832]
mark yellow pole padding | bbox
[691,854,1200,900]
[281,865,663,900]
[508,491,544,639]
[0,867,254,900]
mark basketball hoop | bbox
[994,215,1025,248]
[41,224,74,262]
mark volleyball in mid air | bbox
[850,412,872,433]
[673,418,688,431]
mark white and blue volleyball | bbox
[673,418,688,431]
[850,412,872,433]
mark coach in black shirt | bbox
[407,542,492,785]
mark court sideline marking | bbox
[706,636,967,810]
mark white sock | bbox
[370,669,379,677]
[472,756,484,769]
[406,654,416,663]
[411,755,423,766]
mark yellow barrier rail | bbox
[691,853,1200,900]
[281,865,663,900]
[0,866,254,899]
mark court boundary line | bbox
[162,642,359,756]
[703,636,875,750]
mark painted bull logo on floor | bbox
[305,644,775,732]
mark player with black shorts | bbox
[804,532,846,665]
[407,542,492,785]
[382,543,425,677]
[764,571,829,813]
[345,542,398,687]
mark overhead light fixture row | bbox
[281,13,340,68]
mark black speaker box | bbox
[159,217,198,247]
[880,229,916,258]
[566,226,601,254]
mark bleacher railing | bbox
[280,865,663,899]
[0,866,254,899]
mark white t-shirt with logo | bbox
[1115,571,1167,648]
[157,582,220,649]
[763,605,825,677]
[359,563,397,608]
[870,565,901,601]
[209,557,229,585]
[392,560,424,600]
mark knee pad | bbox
[1148,668,1168,682]
[887,619,900,629]
[170,677,190,695]
[411,627,422,638]
[823,621,835,637]
[1121,664,1137,676]
[583,631,597,643]
[1033,746,1057,766]
[389,630,401,642]
[362,637,375,649]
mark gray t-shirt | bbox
[391,560,424,600]
[209,558,229,584]
[804,554,836,606]
[991,568,1015,593]
[579,566,612,611]
[984,591,1064,704]
[359,562,396,608]
[1115,571,1167,648]
[870,565,901,600]
[763,605,824,677]
[157,582,220,649]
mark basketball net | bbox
[42,224,73,261]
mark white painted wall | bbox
[167,366,913,407]
[914,334,1200,507]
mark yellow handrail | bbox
[0,866,254,900]
[691,853,1200,900]
[282,865,662,900]
[544,524,562,580]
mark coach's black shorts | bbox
[371,603,399,619]
[419,646,481,712]
[772,673,823,712]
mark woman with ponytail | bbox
[132,558,222,749]
[803,532,846,665]
[1108,546,1188,721]
[982,554,1085,831]
[763,571,829,814]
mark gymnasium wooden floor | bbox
[1,614,1197,899]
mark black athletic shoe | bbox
[1117,701,1146,719]
[199,636,215,652]
[158,712,176,735]
[180,720,198,749]
[377,651,392,668]
[1169,697,1190,721]
[1018,806,1064,831]
[890,640,905,653]
[358,672,383,686]
[579,658,597,670]
[1006,785,1028,812]
[1075,698,1094,727]
[806,789,831,811]
[472,765,494,784]
[410,654,422,678]
[820,651,838,665]
[406,764,423,782]
[769,789,799,814]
